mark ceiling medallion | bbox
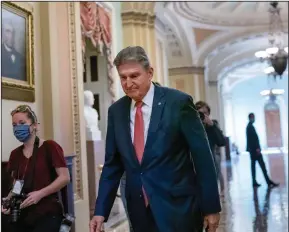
[255,2,288,80]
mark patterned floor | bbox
[107,152,288,232]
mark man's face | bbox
[3,23,14,48]
[250,116,255,123]
[118,62,153,102]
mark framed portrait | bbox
[1,2,35,102]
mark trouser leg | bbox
[257,155,271,183]
[120,177,134,232]
[250,154,257,184]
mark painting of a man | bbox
[1,11,26,81]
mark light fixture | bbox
[260,88,284,96]
[264,66,275,74]
[255,2,288,79]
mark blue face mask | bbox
[13,124,32,142]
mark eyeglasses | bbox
[11,105,31,115]
[11,105,37,122]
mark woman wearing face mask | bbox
[1,105,70,232]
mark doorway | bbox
[264,100,283,148]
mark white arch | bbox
[197,25,288,66]
[155,3,193,67]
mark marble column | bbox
[207,81,221,123]
[121,2,158,81]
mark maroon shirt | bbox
[7,140,67,224]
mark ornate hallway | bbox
[109,152,288,232]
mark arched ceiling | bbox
[155,2,288,82]
[172,2,288,28]
[221,61,288,94]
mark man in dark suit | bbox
[2,19,26,81]
[246,113,278,188]
[90,46,221,232]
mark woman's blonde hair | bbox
[11,105,38,124]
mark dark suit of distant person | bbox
[246,113,278,188]
[2,43,26,81]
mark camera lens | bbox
[11,208,20,223]
[199,111,205,121]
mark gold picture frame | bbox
[1,1,35,102]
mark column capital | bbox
[168,66,205,76]
[121,2,155,15]
[121,2,155,27]
[121,12,155,27]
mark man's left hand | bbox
[204,213,220,232]
[204,115,214,126]
[20,190,44,209]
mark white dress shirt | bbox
[130,83,155,144]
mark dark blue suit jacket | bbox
[94,85,221,232]
[246,122,261,153]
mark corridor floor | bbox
[217,152,288,232]
[109,152,288,232]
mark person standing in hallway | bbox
[246,113,279,188]
[1,105,70,232]
[195,101,226,194]
[90,46,221,232]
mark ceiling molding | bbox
[208,80,218,86]
[169,66,205,76]
[193,28,221,47]
[172,2,288,28]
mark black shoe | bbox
[253,182,261,187]
[268,181,279,188]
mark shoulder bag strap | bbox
[23,136,40,192]
[44,142,69,215]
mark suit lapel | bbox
[121,96,140,166]
[142,85,166,166]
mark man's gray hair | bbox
[113,46,151,70]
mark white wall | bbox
[225,76,288,152]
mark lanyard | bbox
[16,137,40,191]
[17,158,29,180]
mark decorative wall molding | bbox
[155,16,166,35]
[208,80,218,86]
[169,66,205,76]
[121,12,155,28]
[68,2,83,200]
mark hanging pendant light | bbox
[255,2,288,79]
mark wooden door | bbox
[264,102,283,148]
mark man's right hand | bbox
[90,215,105,232]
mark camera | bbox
[198,111,205,121]
[59,214,75,232]
[2,193,27,223]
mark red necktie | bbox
[133,101,148,206]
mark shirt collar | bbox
[131,82,155,108]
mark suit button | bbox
[140,194,142,198]
[140,172,143,175]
